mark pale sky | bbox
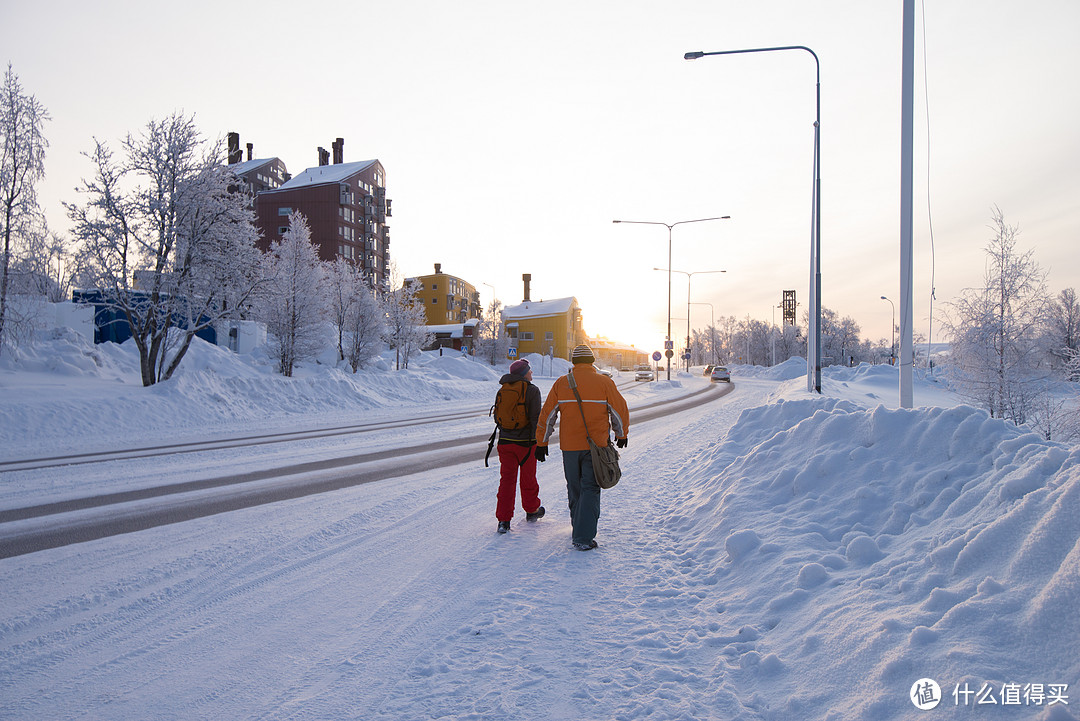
[4,0,1078,354]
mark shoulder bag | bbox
[567,370,622,489]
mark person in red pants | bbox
[495,359,545,533]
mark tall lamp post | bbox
[654,267,726,372]
[880,295,896,365]
[480,282,498,362]
[613,216,730,380]
[690,301,716,364]
[685,46,821,394]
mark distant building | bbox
[226,132,288,205]
[502,274,585,360]
[425,318,480,353]
[408,264,482,325]
[253,137,392,292]
[587,337,650,370]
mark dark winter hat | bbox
[509,359,531,376]
[571,344,595,364]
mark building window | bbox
[278,226,288,235]
[278,207,292,216]
[545,332,554,342]
[521,332,534,341]
[432,298,438,304]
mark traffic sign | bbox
[665,349,674,359]
[664,340,674,350]
[652,351,662,362]
[507,347,517,359]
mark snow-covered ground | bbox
[1,334,1077,720]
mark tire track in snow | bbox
[0,382,730,558]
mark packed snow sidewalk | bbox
[0,336,1078,720]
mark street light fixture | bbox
[880,295,896,366]
[685,45,821,394]
[654,267,726,372]
[690,301,716,364]
[613,216,731,380]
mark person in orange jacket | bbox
[536,344,629,551]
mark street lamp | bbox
[481,281,497,308]
[690,301,716,364]
[880,295,896,365]
[613,216,731,380]
[654,268,726,372]
[685,46,821,394]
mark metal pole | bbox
[685,46,821,393]
[667,225,673,380]
[613,217,730,381]
[881,295,896,364]
[686,276,692,372]
[900,0,915,407]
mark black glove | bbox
[616,437,628,449]
[535,446,548,462]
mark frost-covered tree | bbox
[383,277,432,370]
[326,258,383,372]
[1045,288,1080,379]
[67,113,264,385]
[258,211,328,377]
[327,257,359,363]
[7,216,74,302]
[943,207,1050,423]
[474,298,510,365]
[815,307,864,367]
[0,63,49,356]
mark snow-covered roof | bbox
[427,319,480,338]
[270,160,379,191]
[227,158,279,176]
[502,297,577,320]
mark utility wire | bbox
[922,0,937,373]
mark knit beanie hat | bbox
[571,344,595,364]
[509,359,531,376]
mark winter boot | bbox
[526,506,546,522]
[497,521,511,534]
[573,539,598,551]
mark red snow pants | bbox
[496,443,541,522]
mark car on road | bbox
[635,369,654,382]
[598,368,614,378]
[710,366,731,383]
[703,365,714,376]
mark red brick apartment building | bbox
[253,138,393,292]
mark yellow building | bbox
[502,296,585,361]
[587,337,650,370]
[407,263,482,325]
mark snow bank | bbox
[670,397,1080,719]
[0,331,504,457]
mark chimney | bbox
[246,142,253,161]
[332,137,344,165]
[522,273,532,302]
[318,147,329,166]
[227,132,241,165]
[434,263,443,274]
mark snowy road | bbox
[0,376,772,720]
[0,380,731,558]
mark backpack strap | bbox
[484,427,497,467]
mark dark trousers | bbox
[496,443,540,522]
[562,449,601,545]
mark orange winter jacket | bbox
[537,365,630,452]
